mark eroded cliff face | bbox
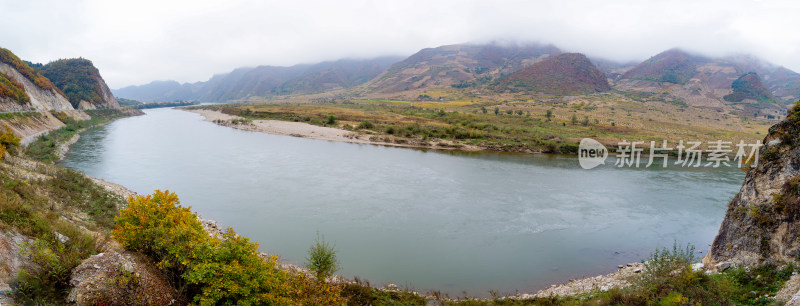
[91,73,120,109]
[0,62,73,112]
[707,103,800,266]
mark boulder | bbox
[67,250,178,305]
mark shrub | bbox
[305,232,340,282]
[114,190,346,304]
[113,190,207,274]
[357,120,374,129]
[184,229,292,305]
[326,115,337,125]
[0,125,20,158]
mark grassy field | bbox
[192,90,775,153]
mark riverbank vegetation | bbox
[191,92,769,153]
[113,190,426,305]
[0,148,125,303]
[25,109,135,163]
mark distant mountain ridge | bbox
[362,43,561,93]
[113,57,402,102]
[113,43,800,116]
[612,48,800,115]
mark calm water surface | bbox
[60,108,744,296]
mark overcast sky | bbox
[1,0,798,88]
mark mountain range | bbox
[113,57,401,102]
[113,42,800,116]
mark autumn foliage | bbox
[0,48,61,94]
[0,72,29,103]
[113,190,346,305]
[0,125,20,158]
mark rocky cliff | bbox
[0,48,74,112]
[707,101,800,266]
[0,62,73,112]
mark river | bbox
[60,107,744,296]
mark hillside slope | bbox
[621,49,699,84]
[614,49,787,117]
[497,53,610,95]
[0,48,73,112]
[363,43,561,93]
[723,72,779,104]
[36,58,121,109]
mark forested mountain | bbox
[36,58,120,109]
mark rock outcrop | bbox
[706,102,800,266]
[67,251,178,305]
[0,62,73,112]
[0,229,34,305]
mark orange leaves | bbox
[0,125,19,158]
[0,72,28,103]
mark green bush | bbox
[305,232,340,282]
[357,120,374,129]
[0,169,106,304]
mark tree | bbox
[545,109,553,121]
[494,107,499,115]
[305,232,340,282]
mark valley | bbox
[117,43,795,152]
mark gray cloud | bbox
[2,0,798,88]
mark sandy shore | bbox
[185,109,482,151]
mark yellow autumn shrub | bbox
[0,124,20,158]
[113,190,346,305]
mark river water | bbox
[60,107,744,296]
